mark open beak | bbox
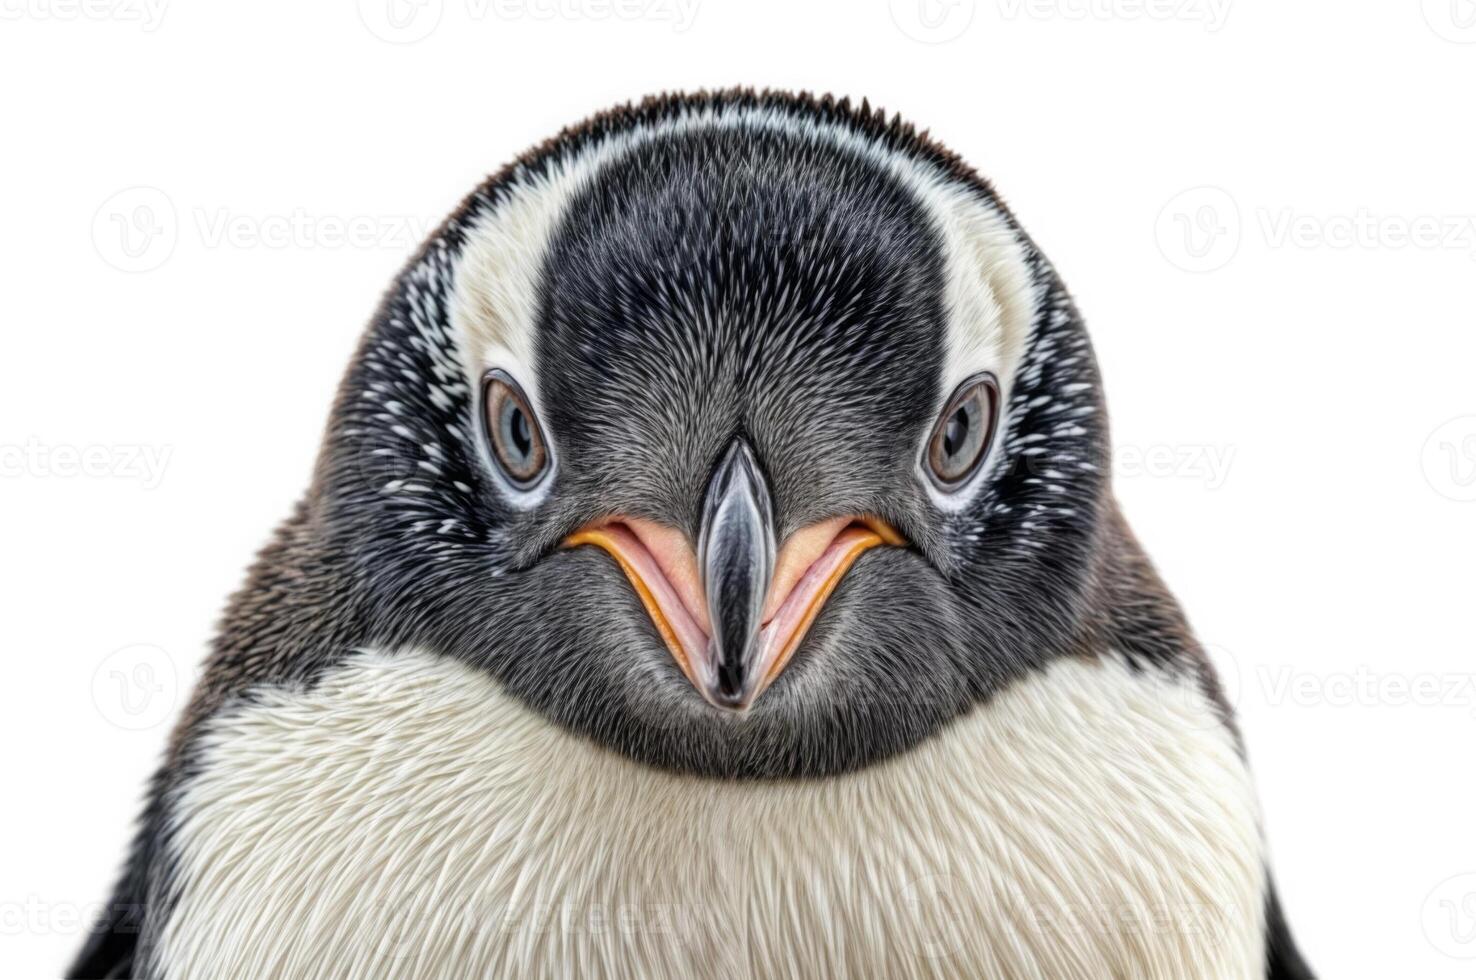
[563,439,904,711]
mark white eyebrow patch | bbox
[444,102,1041,445]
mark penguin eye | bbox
[482,370,549,488]
[925,373,1000,490]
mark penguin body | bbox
[73,91,1311,979]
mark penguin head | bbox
[323,91,1107,778]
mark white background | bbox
[2,1,1474,976]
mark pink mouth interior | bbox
[591,518,881,700]
[755,523,879,690]
[597,522,710,675]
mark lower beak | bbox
[563,441,903,711]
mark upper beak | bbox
[698,440,776,707]
[563,438,904,711]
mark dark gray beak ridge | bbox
[697,438,776,708]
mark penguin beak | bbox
[563,440,904,711]
[697,440,776,706]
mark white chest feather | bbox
[156,651,1266,979]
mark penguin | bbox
[71,90,1312,979]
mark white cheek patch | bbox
[154,650,1266,979]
